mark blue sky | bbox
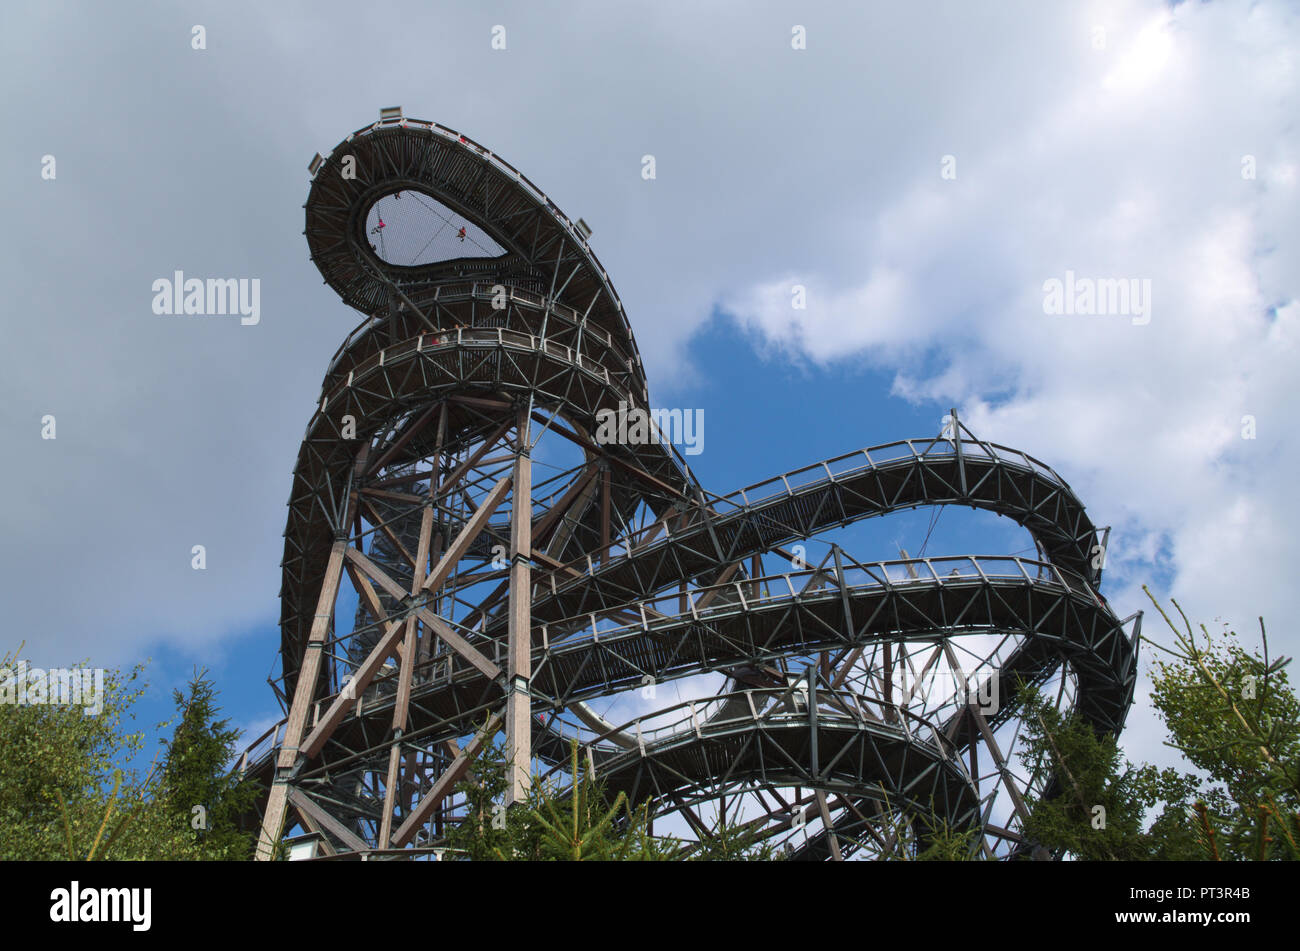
[1,0,1295,782]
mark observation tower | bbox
[240,109,1140,860]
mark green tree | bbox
[0,647,190,859]
[447,736,674,860]
[683,812,780,861]
[912,813,983,861]
[1015,682,1205,860]
[0,648,261,860]
[157,667,262,860]
[1012,591,1300,861]
[444,733,540,860]
[528,741,669,861]
[830,789,982,861]
[1143,588,1300,860]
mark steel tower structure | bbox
[241,109,1140,860]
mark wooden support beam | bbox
[256,539,349,860]
[292,810,337,857]
[669,794,713,841]
[379,498,436,849]
[345,560,388,626]
[288,787,371,854]
[421,476,512,592]
[528,550,584,578]
[360,498,419,570]
[434,420,512,501]
[506,407,533,805]
[368,402,441,476]
[529,411,685,500]
[451,394,512,412]
[417,408,447,664]
[942,639,1031,826]
[693,562,741,610]
[377,719,406,849]
[346,547,502,680]
[971,707,1032,825]
[299,612,407,760]
[815,790,844,861]
[277,543,347,768]
[410,505,435,624]
[830,646,864,690]
[360,487,427,506]
[455,577,511,634]
[531,464,597,548]
[391,712,503,847]
[369,467,438,491]
[600,465,611,561]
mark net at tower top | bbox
[364,189,506,266]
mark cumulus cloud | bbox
[717,0,1298,763]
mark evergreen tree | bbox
[1013,590,1300,861]
[1016,682,1205,860]
[157,667,262,860]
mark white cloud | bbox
[719,0,1300,771]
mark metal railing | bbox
[543,556,1099,652]
[324,282,637,384]
[321,116,633,341]
[537,687,970,784]
[314,326,633,431]
[535,439,1081,594]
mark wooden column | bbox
[505,407,533,805]
[256,539,348,860]
[600,463,611,563]
[377,500,434,849]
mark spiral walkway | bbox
[243,110,1139,861]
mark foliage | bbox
[1016,682,1205,860]
[527,741,671,860]
[832,789,982,861]
[1012,590,1300,861]
[157,667,262,860]
[12,581,1296,863]
[446,734,774,860]
[683,811,780,861]
[0,647,259,860]
[913,814,983,861]
[444,732,538,860]
[1142,588,1300,860]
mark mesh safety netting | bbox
[364,190,506,266]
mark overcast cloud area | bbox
[1,1,1296,768]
